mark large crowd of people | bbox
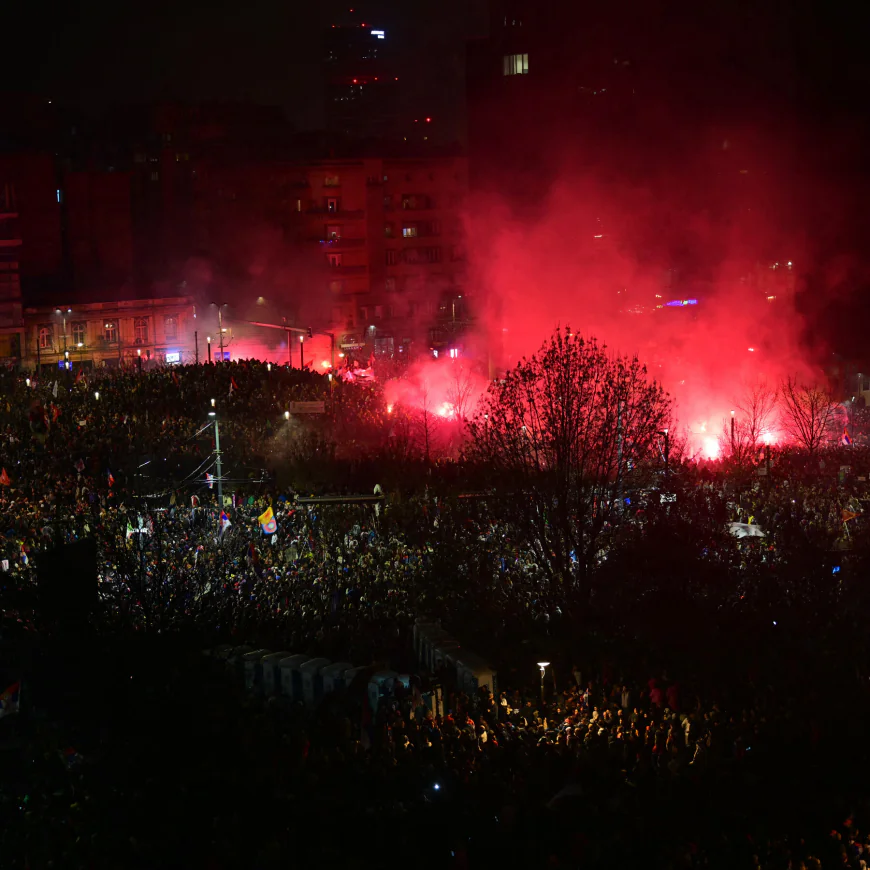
[2,360,870,867]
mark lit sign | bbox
[665,299,698,307]
[165,352,181,363]
[371,30,385,38]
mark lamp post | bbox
[208,404,223,505]
[299,333,305,369]
[659,428,670,478]
[211,303,228,362]
[537,661,550,706]
[730,409,736,455]
[137,347,142,375]
[207,336,212,363]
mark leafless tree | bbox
[445,361,478,422]
[465,327,672,583]
[719,380,779,465]
[778,375,836,453]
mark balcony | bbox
[307,206,365,218]
[329,264,367,275]
[314,237,366,248]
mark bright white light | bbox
[748,347,755,352]
[284,411,290,420]
[703,437,720,460]
[386,404,393,414]
[371,29,385,38]
[321,360,330,368]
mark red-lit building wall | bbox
[64,171,134,290]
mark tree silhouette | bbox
[465,328,672,586]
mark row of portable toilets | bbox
[206,646,411,713]
[412,619,498,699]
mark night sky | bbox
[5,0,477,138]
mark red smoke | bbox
[467,163,815,452]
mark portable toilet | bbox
[300,658,331,706]
[279,655,310,700]
[422,629,454,670]
[456,651,498,697]
[243,649,271,690]
[367,670,399,714]
[417,625,448,667]
[413,621,440,660]
[431,639,462,672]
[226,646,256,677]
[206,644,233,659]
[261,652,291,695]
[321,661,354,695]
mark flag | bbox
[258,506,278,534]
[51,404,60,423]
[52,380,58,398]
[843,427,853,446]
[107,469,115,488]
[229,376,239,396]
[126,523,134,540]
[0,468,10,486]
[0,682,20,718]
[247,541,259,566]
[205,473,214,490]
[75,369,85,384]
[219,510,231,533]
[842,509,860,523]
[0,560,8,572]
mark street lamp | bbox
[284,410,290,420]
[211,303,228,362]
[266,362,272,372]
[299,333,304,369]
[206,335,212,363]
[537,661,550,706]
[659,428,670,478]
[94,391,100,401]
[211,398,216,408]
[730,409,736,454]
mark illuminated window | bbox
[402,226,417,238]
[327,225,341,240]
[134,317,149,344]
[503,53,529,76]
[329,279,344,293]
[327,197,339,214]
[38,326,53,350]
[328,253,342,267]
[296,199,302,212]
[324,175,340,187]
[150,171,159,182]
[104,321,117,343]
[72,322,86,346]
[164,315,178,339]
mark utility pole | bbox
[218,307,225,362]
[299,334,304,369]
[194,330,199,365]
[616,399,624,512]
[214,415,223,505]
[730,409,736,455]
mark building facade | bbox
[22,296,196,371]
[0,178,23,362]
[282,155,469,357]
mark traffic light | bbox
[307,327,313,339]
